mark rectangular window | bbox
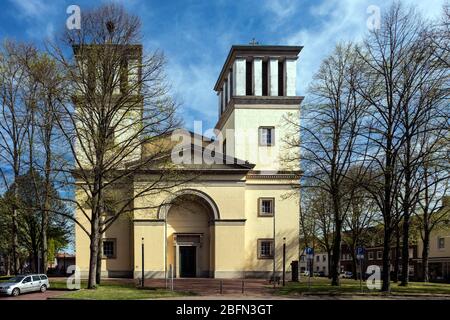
[258,239,274,259]
[316,255,320,262]
[224,81,228,104]
[258,198,274,216]
[259,127,275,146]
[262,60,268,96]
[106,127,115,150]
[377,251,382,260]
[102,239,116,259]
[438,237,445,249]
[323,255,326,262]
[278,61,284,96]
[128,59,139,94]
[246,60,253,95]
[368,252,374,260]
[222,138,227,156]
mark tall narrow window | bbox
[106,127,115,150]
[262,60,268,96]
[229,68,233,97]
[128,59,139,94]
[278,61,284,96]
[224,81,228,105]
[438,237,445,249]
[223,138,227,156]
[102,239,116,259]
[259,127,275,146]
[246,60,253,95]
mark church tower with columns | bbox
[214,45,303,172]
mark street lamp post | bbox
[141,237,145,288]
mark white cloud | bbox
[282,0,446,96]
[264,0,299,20]
[8,0,53,18]
[166,61,219,130]
[8,0,57,39]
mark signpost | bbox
[356,246,365,293]
[305,247,314,291]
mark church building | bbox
[75,44,303,279]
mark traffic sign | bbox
[305,247,314,260]
[356,246,365,260]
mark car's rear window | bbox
[32,276,41,281]
[39,275,48,280]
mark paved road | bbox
[0,290,64,300]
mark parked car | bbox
[0,274,50,296]
[315,271,326,277]
[302,270,310,276]
[340,271,353,279]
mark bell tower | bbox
[214,44,303,171]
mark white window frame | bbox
[259,127,275,146]
[438,237,445,249]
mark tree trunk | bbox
[331,219,342,286]
[400,214,410,286]
[393,225,400,282]
[422,232,430,282]
[41,197,49,274]
[11,205,19,274]
[96,235,102,284]
[88,210,100,289]
[352,255,358,280]
[327,250,332,278]
[40,152,52,274]
[381,227,392,292]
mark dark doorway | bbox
[179,246,196,277]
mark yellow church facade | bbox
[75,44,303,279]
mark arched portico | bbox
[160,189,218,278]
[158,189,220,221]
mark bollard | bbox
[220,280,223,294]
[241,280,245,294]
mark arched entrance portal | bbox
[161,190,217,278]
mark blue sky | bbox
[0,0,446,131]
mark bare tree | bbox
[23,50,67,274]
[285,43,368,286]
[0,40,31,274]
[49,4,190,288]
[343,173,379,280]
[356,3,449,289]
[415,135,450,282]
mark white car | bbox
[0,274,50,296]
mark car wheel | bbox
[40,285,47,293]
[11,288,20,296]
